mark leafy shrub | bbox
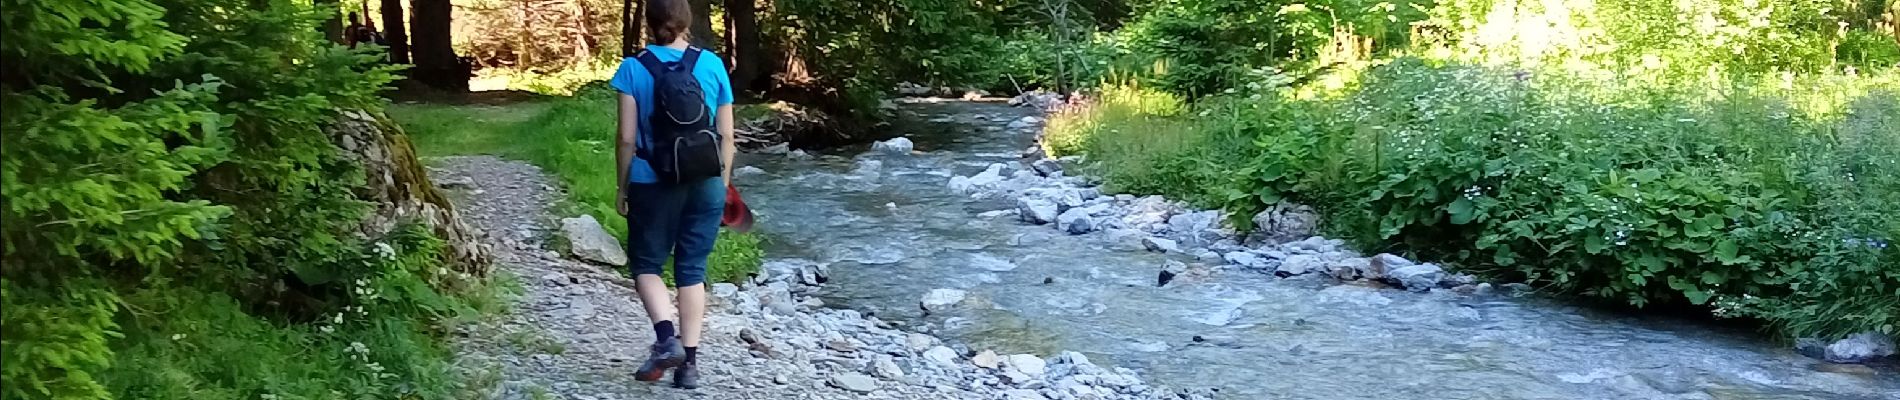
[1048,58,1900,339]
[1,0,495,398]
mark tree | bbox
[690,0,716,48]
[623,0,643,55]
[410,0,466,91]
[724,0,762,96]
[382,0,411,64]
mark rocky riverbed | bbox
[434,155,1207,400]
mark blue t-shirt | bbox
[610,45,735,184]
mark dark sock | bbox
[684,346,699,363]
[653,321,676,342]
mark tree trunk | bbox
[381,0,411,64]
[690,0,717,49]
[622,0,643,55]
[723,0,761,97]
[410,0,466,92]
[573,0,597,64]
[320,0,344,43]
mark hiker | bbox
[608,0,736,390]
[343,12,380,49]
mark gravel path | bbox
[434,155,1194,400]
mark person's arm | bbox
[718,104,736,184]
[616,93,640,216]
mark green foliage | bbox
[388,93,766,285]
[1116,0,1427,97]
[1050,59,1900,339]
[1,0,493,398]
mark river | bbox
[733,99,1899,400]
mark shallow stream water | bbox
[734,99,1899,400]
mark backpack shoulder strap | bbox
[679,47,705,72]
[634,50,666,77]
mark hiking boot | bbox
[634,336,686,382]
[672,359,700,389]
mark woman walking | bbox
[608,0,737,389]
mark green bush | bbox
[1,0,498,398]
[1116,0,1425,97]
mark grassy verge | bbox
[389,91,764,285]
[1046,59,1900,340]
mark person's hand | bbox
[616,191,630,217]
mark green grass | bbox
[388,92,765,285]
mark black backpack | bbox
[636,48,722,183]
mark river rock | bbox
[973,350,1002,369]
[1031,159,1063,177]
[759,142,791,154]
[1158,260,1188,287]
[924,346,959,366]
[788,149,813,160]
[1251,201,1319,244]
[1002,389,1047,400]
[1223,251,1268,269]
[873,356,906,378]
[1799,332,1897,363]
[830,372,879,393]
[1372,253,1415,268]
[873,137,914,154]
[1277,254,1325,277]
[735,165,767,176]
[1007,116,1043,130]
[1017,198,1060,224]
[1387,263,1446,291]
[1167,211,1222,244]
[1056,208,1097,234]
[1142,237,1180,253]
[906,333,937,351]
[920,289,968,311]
[1004,354,1047,376]
[559,215,627,266]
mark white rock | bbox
[1373,253,1415,268]
[759,142,791,154]
[973,350,1001,369]
[711,283,739,300]
[1821,332,1896,363]
[735,165,767,176]
[1004,354,1047,376]
[872,137,914,154]
[1388,263,1447,291]
[924,346,959,366]
[873,356,906,378]
[559,215,627,266]
[1017,198,1060,224]
[906,333,937,351]
[920,289,968,311]
[1277,254,1325,276]
[829,372,879,393]
[1002,389,1047,400]
[1056,208,1097,234]
[787,149,813,160]
[1252,201,1319,244]
[1141,237,1180,253]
